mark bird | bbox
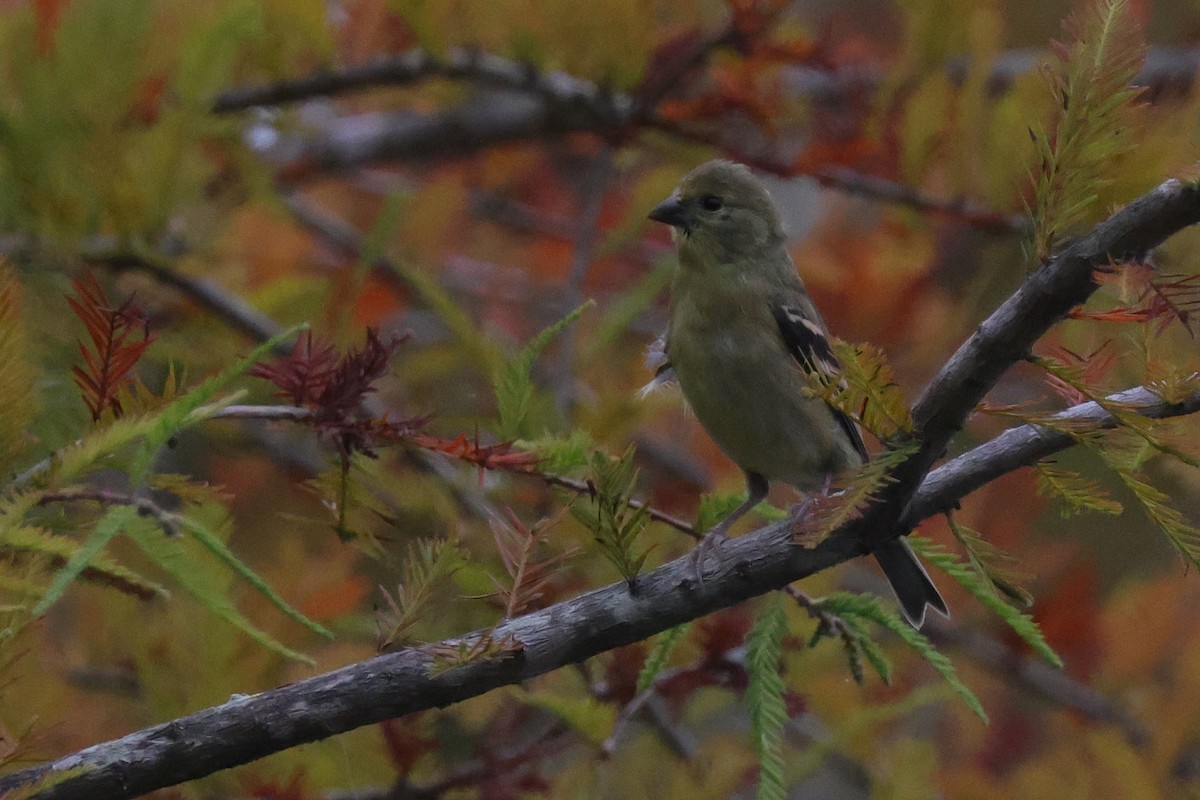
[644,159,947,627]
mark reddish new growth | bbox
[253,329,542,478]
[251,328,422,460]
[1072,268,1200,337]
[1044,343,1117,406]
[411,432,541,476]
[67,270,155,422]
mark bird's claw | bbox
[690,529,729,584]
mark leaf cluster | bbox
[568,447,655,583]
[814,592,988,722]
[67,270,154,422]
[483,507,577,618]
[0,319,332,664]
[1029,0,1146,259]
[252,328,422,460]
[377,538,468,649]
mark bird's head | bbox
[648,160,786,264]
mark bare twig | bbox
[226,39,1025,232]
[543,473,700,539]
[214,48,634,121]
[36,489,181,537]
[215,45,1200,115]
[84,247,288,350]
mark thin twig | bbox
[214,45,1200,115]
[84,247,288,351]
[543,473,700,539]
[214,48,634,122]
[36,489,181,536]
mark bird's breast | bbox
[666,288,859,488]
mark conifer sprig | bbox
[1029,0,1146,259]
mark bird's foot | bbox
[690,528,729,584]
[788,475,837,543]
[786,495,820,531]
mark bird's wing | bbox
[638,332,676,398]
[772,302,870,461]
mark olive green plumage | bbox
[648,160,946,627]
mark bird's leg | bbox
[691,470,769,582]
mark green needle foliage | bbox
[909,535,1062,668]
[636,622,691,693]
[494,300,594,441]
[944,514,1035,607]
[569,446,654,583]
[817,592,988,723]
[378,537,468,648]
[1029,0,1146,260]
[746,601,789,800]
[1035,462,1124,517]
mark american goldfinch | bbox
[646,160,947,627]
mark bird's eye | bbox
[700,194,723,212]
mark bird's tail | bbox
[873,538,948,628]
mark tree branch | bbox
[4,377,1198,800]
[233,47,1026,231]
[908,384,1200,524]
[212,48,635,120]
[856,178,1200,550]
[81,245,288,350]
[213,45,1200,116]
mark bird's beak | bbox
[648,196,689,230]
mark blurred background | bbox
[2,0,1200,797]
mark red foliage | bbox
[695,605,754,659]
[1044,343,1117,406]
[33,0,67,57]
[133,76,167,125]
[242,768,317,800]
[251,328,424,459]
[635,26,714,110]
[316,328,405,421]
[1020,562,1104,679]
[412,434,541,475]
[251,330,340,408]
[253,328,404,418]
[1073,269,1200,336]
[603,643,649,705]
[67,270,155,422]
[379,716,438,778]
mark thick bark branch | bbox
[908,385,1200,524]
[212,46,1200,115]
[855,178,1200,549]
[3,380,1198,800]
